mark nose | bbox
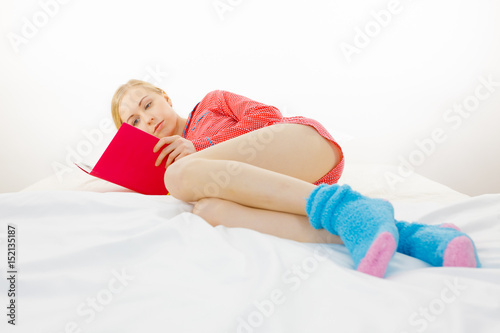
[139,113,155,133]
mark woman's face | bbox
[118,86,178,138]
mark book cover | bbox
[75,123,169,195]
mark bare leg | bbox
[192,199,480,269]
[192,198,342,245]
[168,124,403,277]
[165,123,341,215]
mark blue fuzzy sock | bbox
[396,221,481,267]
[306,184,399,278]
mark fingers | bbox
[163,143,193,167]
[165,148,182,168]
[154,137,178,167]
[153,135,180,153]
[174,151,190,162]
[154,136,196,167]
[155,142,176,167]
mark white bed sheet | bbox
[1,163,499,332]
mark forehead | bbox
[118,86,150,119]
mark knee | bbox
[164,157,202,202]
[192,198,224,227]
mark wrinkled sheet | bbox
[1,191,499,333]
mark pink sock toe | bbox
[357,232,397,278]
[440,223,461,231]
[443,236,477,267]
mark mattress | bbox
[1,163,499,333]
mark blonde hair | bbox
[110,79,165,129]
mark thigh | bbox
[186,123,341,183]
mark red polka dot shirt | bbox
[182,90,344,184]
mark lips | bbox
[154,120,164,134]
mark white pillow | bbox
[338,162,468,204]
[20,165,134,193]
[21,161,468,205]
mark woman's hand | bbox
[153,135,196,168]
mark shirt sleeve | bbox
[189,90,284,150]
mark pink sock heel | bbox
[357,232,397,278]
[443,236,477,267]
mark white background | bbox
[0,0,499,196]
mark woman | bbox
[111,79,480,278]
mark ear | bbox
[162,90,173,107]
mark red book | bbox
[75,123,169,195]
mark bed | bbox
[1,162,499,333]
